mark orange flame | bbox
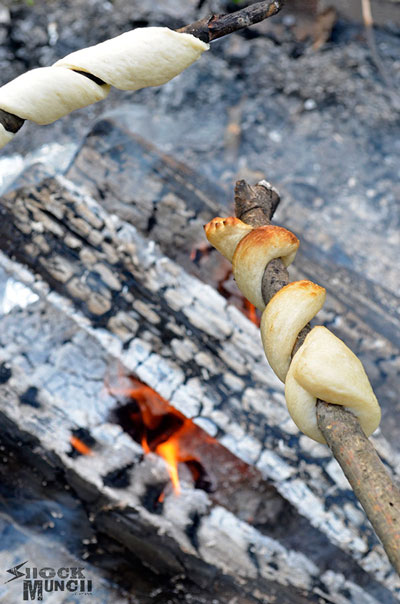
[243,299,260,327]
[109,369,261,511]
[108,375,205,496]
[156,439,181,495]
[70,436,93,456]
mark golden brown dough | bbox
[204,216,253,262]
[205,215,381,444]
[233,226,299,311]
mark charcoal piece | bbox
[140,483,166,515]
[102,463,134,489]
[0,362,12,384]
[19,386,40,408]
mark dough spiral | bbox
[0,27,208,149]
[205,216,381,444]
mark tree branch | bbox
[0,0,284,143]
[361,0,400,111]
[178,0,284,42]
[234,178,400,575]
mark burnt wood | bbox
[0,360,395,604]
[0,119,400,597]
[64,118,400,448]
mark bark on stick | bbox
[178,0,283,42]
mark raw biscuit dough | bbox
[0,27,208,147]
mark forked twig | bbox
[178,0,283,42]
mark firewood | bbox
[1,133,400,591]
[1,160,398,595]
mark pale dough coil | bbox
[0,124,15,149]
[0,27,208,149]
[205,216,381,444]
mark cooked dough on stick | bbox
[205,216,381,444]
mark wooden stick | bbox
[0,0,284,141]
[361,0,400,110]
[178,0,284,42]
[234,178,400,575]
[361,0,373,28]
[317,401,400,573]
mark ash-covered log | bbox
[0,361,396,604]
[0,118,399,600]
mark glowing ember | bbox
[217,268,260,326]
[141,433,151,455]
[188,246,260,326]
[110,373,264,515]
[190,242,212,265]
[70,435,93,456]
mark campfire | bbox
[104,372,285,523]
[0,0,400,601]
[0,113,398,600]
[109,375,213,496]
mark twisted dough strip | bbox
[205,216,381,444]
[0,27,208,149]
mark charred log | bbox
[0,119,399,597]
